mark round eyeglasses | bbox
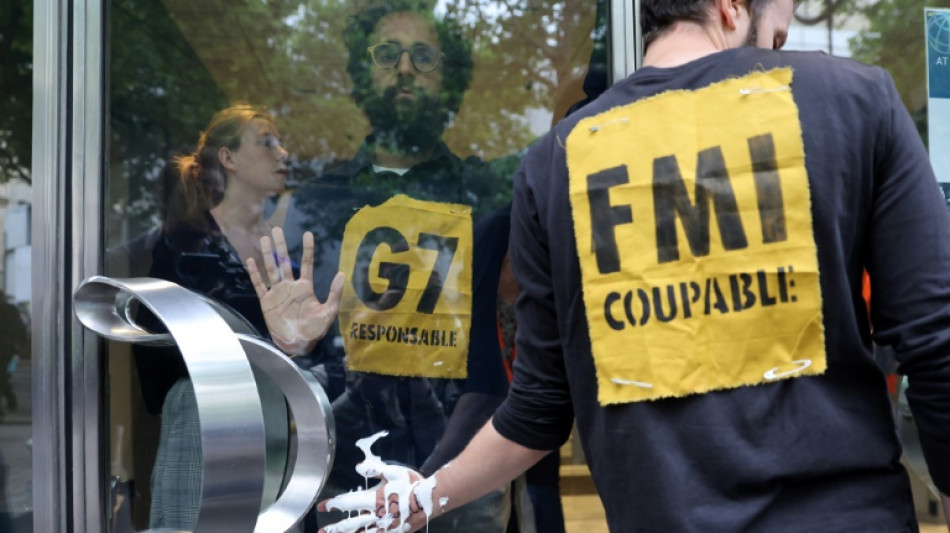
[367,43,443,73]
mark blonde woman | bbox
[145,104,341,530]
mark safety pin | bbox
[610,377,653,389]
[763,359,812,380]
[589,117,630,133]
[739,85,789,95]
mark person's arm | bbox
[423,420,549,518]
[418,392,504,476]
[865,69,950,511]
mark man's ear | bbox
[716,0,745,31]
[219,146,237,172]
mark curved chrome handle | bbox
[238,335,335,533]
[74,276,336,533]
[75,276,266,533]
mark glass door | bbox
[100,1,610,531]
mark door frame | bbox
[29,1,636,531]
[32,0,106,531]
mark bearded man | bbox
[279,3,514,531]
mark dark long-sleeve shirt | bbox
[494,48,950,532]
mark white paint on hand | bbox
[414,476,438,517]
[321,430,447,533]
[320,512,378,533]
[271,319,309,354]
[355,431,398,479]
[324,489,376,513]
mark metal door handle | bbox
[74,276,335,532]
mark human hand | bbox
[246,227,345,355]
[317,431,444,533]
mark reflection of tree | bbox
[444,0,597,156]
[164,0,363,160]
[795,0,850,25]
[108,0,598,240]
[109,0,228,242]
[108,0,364,242]
[794,0,848,55]
[0,0,33,184]
[844,0,950,139]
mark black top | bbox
[283,139,514,489]
[494,48,950,532]
[130,215,272,414]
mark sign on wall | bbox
[926,7,950,185]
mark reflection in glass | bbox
[105,1,602,531]
[0,257,31,533]
[0,0,33,529]
[109,105,290,531]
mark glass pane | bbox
[785,1,937,148]
[0,0,34,530]
[104,0,605,531]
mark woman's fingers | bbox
[259,235,282,286]
[316,512,378,533]
[271,226,295,282]
[245,258,268,300]
[326,272,346,311]
[300,231,315,283]
[322,488,377,514]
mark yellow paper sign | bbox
[566,69,826,405]
[338,194,473,378]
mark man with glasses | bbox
[277,2,515,531]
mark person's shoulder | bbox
[739,48,892,89]
[755,50,898,119]
[517,88,625,176]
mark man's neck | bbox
[642,21,732,69]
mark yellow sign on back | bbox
[566,69,826,405]
[337,194,473,378]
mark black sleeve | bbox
[462,204,514,398]
[866,68,950,494]
[492,139,575,451]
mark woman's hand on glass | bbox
[246,226,345,355]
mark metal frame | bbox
[31,0,69,531]
[73,0,105,531]
[32,0,106,531]
[610,0,642,83]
